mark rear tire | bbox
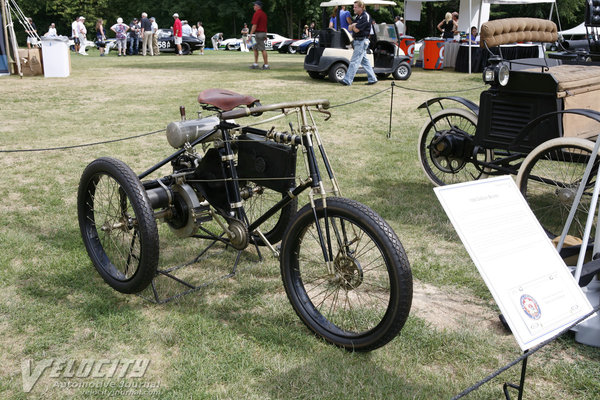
[328,62,347,83]
[78,157,159,294]
[308,71,323,80]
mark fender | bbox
[417,97,480,116]
[509,109,600,149]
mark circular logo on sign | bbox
[520,294,541,320]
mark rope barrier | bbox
[0,82,485,153]
[451,303,600,399]
[0,129,165,153]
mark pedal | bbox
[192,205,212,224]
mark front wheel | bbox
[516,137,599,239]
[181,43,191,55]
[328,62,347,83]
[393,61,411,80]
[78,157,159,293]
[418,108,491,186]
[280,197,412,351]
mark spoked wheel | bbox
[280,197,412,351]
[241,181,298,245]
[516,137,599,239]
[418,108,492,186]
[78,157,159,293]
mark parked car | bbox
[106,29,204,55]
[219,33,290,51]
[289,38,318,54]
[275,39,297,53]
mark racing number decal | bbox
[158,41,170,49]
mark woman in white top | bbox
[45,23,57,37]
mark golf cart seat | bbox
[318,28,352,49]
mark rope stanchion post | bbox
[387,82,395,139]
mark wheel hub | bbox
[227,220,249,250]
[556,187,576,205]
[333,254,363,290]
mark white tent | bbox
[559,22,586,36]
[405,0,556,32]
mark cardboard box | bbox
[18,48,44,76]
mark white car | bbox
[219,33,290,51]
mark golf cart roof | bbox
[320,0,397,7]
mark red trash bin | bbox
[398,35,415,61]
[423,38,445,70]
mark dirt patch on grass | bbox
[412,280,507,335]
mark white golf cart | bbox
[304,0,412,83]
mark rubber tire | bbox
[376,73,390,80]
[243,183,298,245]
[280,197,412,351]
[393,61,412,80]
[516,137,599,239]
[181,43,191,55]
[288,46,297,54]
[328,62,347,83]
[78,157,159,294]
[308,71,322,80]
[418,108,491,186]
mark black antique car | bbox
[156,29,204,54]
[417,17,600,242]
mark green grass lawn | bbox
[0,48,598,399]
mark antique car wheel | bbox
[181,43,191,55]
[418,108,492,186]
[392,61,411,80]
[78,157,158,294]
[280,197,412,352]
[328,62,347,83]
[516,137,599,239]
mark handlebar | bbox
[220,99,330,120]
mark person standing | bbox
[140,13,153,56]
[437,12,457,42]
[249,0,269,70]
[172,13,183,55]
[71,17,80,53]
[240,23,249,52]
[128,18,141,55]
[182,21,192,36]
[45,23,57,37]
[341,1,377,86]
[394,16,405,36]
[25,17,37,49]
[339,6,352,30]
[211,32,223,50]
[111,17,129,56]
[78,16,88,55]
[95,19,106,56]
[151,17,160,55]
[197,21,205,55]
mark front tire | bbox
[418,108,491,186]
[280,197,412,351]
[181,43,191,55]
[328,62,347,83]
[516,137,599,238]
[393,61,412,80]
[78,157,159,293]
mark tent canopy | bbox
[559,22,586,36]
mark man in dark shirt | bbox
[341,0,377,86]
[128,18,140,55]
[140,12,154,56]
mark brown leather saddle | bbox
[197,88,259,111]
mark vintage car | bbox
[106,29,204,55]
[219,33,290,51]
[289,38,318,54]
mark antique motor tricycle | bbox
[78,89,413,351]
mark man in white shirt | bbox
[151,17,159,55]
[71,17,80,53]
[78,16,88,55]
[182,21,192,36]
[394,16,405,37]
